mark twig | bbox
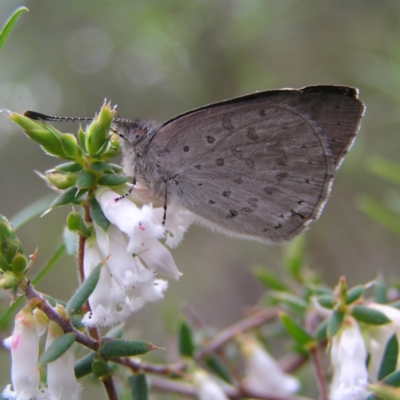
[195,308,277,360]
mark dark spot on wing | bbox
[242,207,253,213]
[183,145,189,152]
[223,190,231,197]
[259,110,266,116]
[208,200,216,204]
[226,209,238,219]
[207,136,215,143]
[234,178,243,184]
[274,223,282,229]
[216,158,224,166]
[194,164,202,170]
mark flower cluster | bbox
[82,187,194,327]
[3,307,80,400]
[328,303,400,400]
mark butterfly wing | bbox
[147,86,364,242]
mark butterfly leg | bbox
[162,180,168,226]
[115,163,138,201]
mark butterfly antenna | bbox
[23,110,93,123]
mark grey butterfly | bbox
[27,86,365,243]
[113,85,364,243]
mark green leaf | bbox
[66,262,102,315]
[49,186,79,209]
[378,334,398,380]
[74,352,96,379]
[327,310,345,339]
[54,162,83,173]
[38,332,76,366]
[99,339,157,358]
[98,174,130,187]
[314,318,328,341]
[77,128,87,153]
[317,295,335,309]
[367,156,400,186]
[358,196,400,236]
[252,265,288,291]
[129,373,148,400]
[284,235,305,278]
[90,161,115,172]
[67,211,91,237]
[352,305,391,325]
[60,134,82,159]
[279,313,314,348]
[75,172,96,190]
[374,280,388,304]
[178,319,194,357]
[273,292,308,313]
[92,358,112,379]
[346,285,364,304]
[383,369,400,387]
[88,197,110,231]
[0,7,29,53]
[205,355,232,383]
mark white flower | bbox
[193,370,229,400]
[329,317,370,400]
[46,322,81,400]
[2,307,45,400]
[83,187,185,326]
[82,236,131,327]
[367,303,400,381]
[240,336,299,395]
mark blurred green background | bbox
[0,0,400,397]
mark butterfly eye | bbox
[128,128,146,146]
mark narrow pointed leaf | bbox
[50,186,79,209]
[0,7,29,52]
[88,197,110,231]
[327,310,345,339]
[253,265,288,291]
[352,305,391,325]
[378,334,398,380]
[178,319,194,357]
[54,162,83,173]
[346,285,364,304]
[383,369,400,387]
[99,339,157,358]
[279,313,314,348]
[74,352,96,379]
[66,262,103,315]
[129,373,148,400]
[98,174,130,186]
[205,355,232,383]
[38,332,76,366]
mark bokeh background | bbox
[0,0,399,397]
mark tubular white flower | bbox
[193,370,229,400]
[240,336,299,395]
[329,317,370,400]
[367,303,400,381]
[2,307,44,400]
[82,236,130,327]
[95,188,164,254]
[46,322,81,400]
